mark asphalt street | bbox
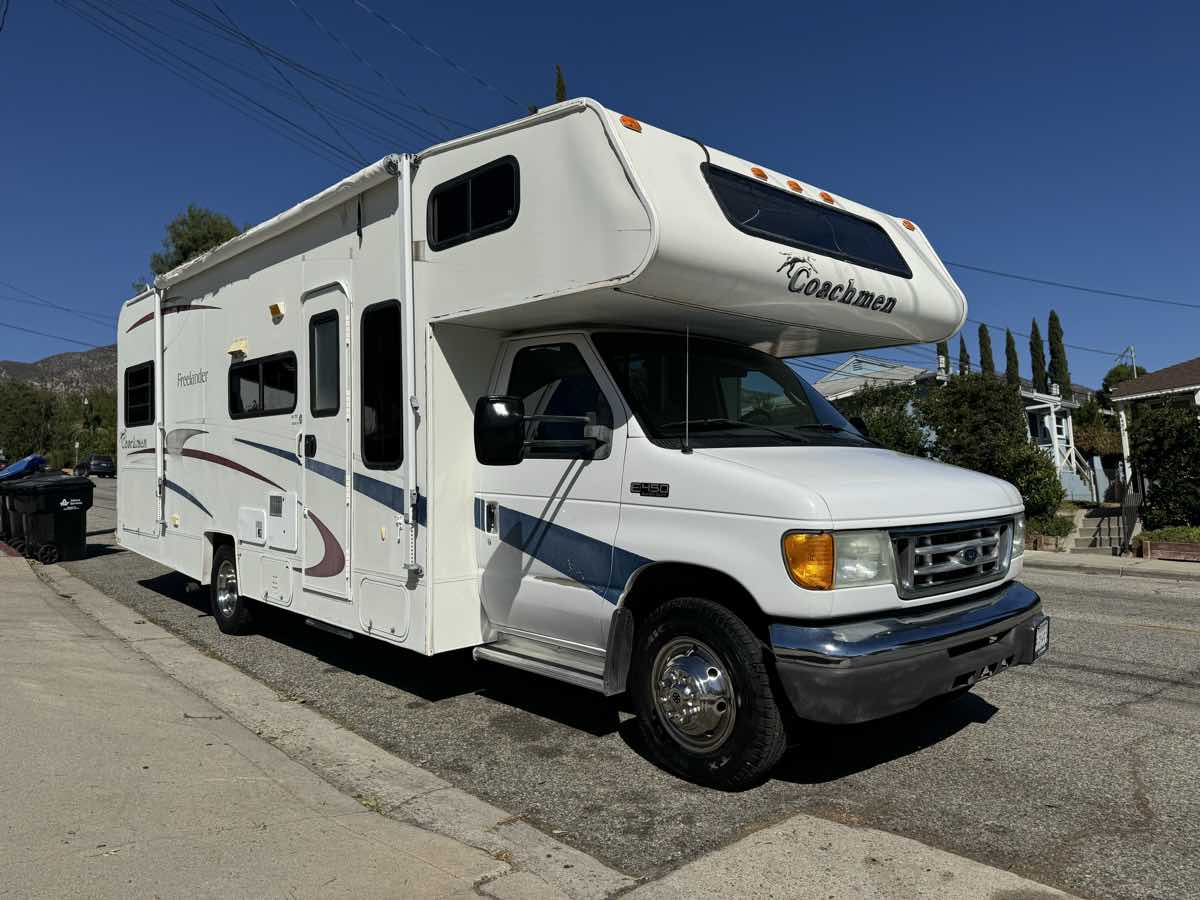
[64,479,1200,900]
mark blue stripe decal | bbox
[305,456,346,486]
[165,479,211,517]
[473,497,484,530]
[488,503,651,604]
[234,438,299,465]
[353,472,405,513]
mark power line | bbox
[210,0,366,165]
[0,321,107,349]
[0,294,117,329]
[0,0,11,32]
[966,317,1121,358]
[0,279,117,325]
[948,261,1200,312]
[349,0,526,110]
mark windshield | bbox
[592,332,871,449]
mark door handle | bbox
[304,435,317,458]
[485,501,498,535]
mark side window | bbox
[361,300,403,468]
[229,353,297,419]
[507,343,612,460]
[428,156,519,250]
[124,361,154,427]
[310,311,340,417]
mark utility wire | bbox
[0,321,107,349]
[0,0,11,32]
[0,279,117,325]
[210,0,366,165]
[348,0,526,110]
[965,318,1121,358]
[948,261,1200,312]
[284,0,456,135]
[0,293,117,328]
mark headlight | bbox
[1012,512,1025,557]
[782,530,894,590]
[833,530,894,587]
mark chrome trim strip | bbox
[473,646,605,693]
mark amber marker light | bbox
[902,219,917,231]
[751,166,768,180]
[819,191,835,203]
[786,180,803,193]
[619,115,642,133]
[782,532,834,590]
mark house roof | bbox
[806,356,935,400]
[1110,357,1200,402]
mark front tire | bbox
[631,597,787,790]
[210,544,254,635]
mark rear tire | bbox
[631,597,787,790]
[210,544,254,635]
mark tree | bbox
[1047,309,1071,392]
[1100,363,1148,407]
[1005,329,1020,387]
[555,64,567,103]
[978,323,995,376]
[1029,319,1048,393]
[935,340,950,375]
[832,383,927,457]
[1130,404,1200,528]
[957,335,970,375]
[148,205,241,278]
[918,373,1063,519]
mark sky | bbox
[1,0,1197,389]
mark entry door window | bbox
[507,343,612,460]
[310,311,340,417]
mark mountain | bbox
[0,345,118,393]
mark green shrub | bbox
[1130,405,1200,529]
[1028,514,1075,538]
[832,383,927,456]
[1133,526,1200,547]
[996,442,1066,520]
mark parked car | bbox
[74,454,115,478]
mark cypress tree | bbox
[1047,309,1071,392]
[1030,319,1048,393]
[555,65,567,103]
[958,335,971,375]
[936,340,950,374]
[1005,329,1020,387]
[978,323,995,376]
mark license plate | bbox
[1034,617,1049,658]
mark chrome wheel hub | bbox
[652,637,736,753]
[216,559,239,618]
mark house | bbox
[1110,356,1200,481]
[806,355,1097,501]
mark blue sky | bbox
[1,0,1196,388]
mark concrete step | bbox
[1082,507,1122,519]
[1074,537,1121,549]
[1072,546,1121,556]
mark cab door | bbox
[301,284,351,599]
[476,335,628,650]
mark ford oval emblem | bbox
[958,547,979,564]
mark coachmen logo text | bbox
[776,255,897,314]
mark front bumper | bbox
[770,580,1046,724]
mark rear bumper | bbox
[770,580,1046,724]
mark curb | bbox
[1022,555,1200,583]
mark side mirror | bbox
[849,415,871,439]
[474,396,526,466]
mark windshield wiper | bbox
[660,417,808,443]
[793,423,875,443]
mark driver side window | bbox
[507,343,613,460]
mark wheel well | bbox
[201,532,234,585]
[619,563,768,640]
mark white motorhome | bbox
[117,99,1048,788]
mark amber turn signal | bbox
[782,532,834,590]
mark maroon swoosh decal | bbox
[125,304,220,333]
[181,448,283,490]
[304,511,346,578]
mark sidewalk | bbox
[0,555,509,899]
[1023,548,1200,582]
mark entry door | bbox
[477,335,628,650]
[302,285,350,599]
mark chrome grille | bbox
[892,518,1012,599]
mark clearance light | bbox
[782,532,834,590]
[786,180,803,193]
[819,191,835,204]
[619,115,642,133]
[751,167,768,180]
[902,219,917,231]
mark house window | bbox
[228,353,297,419]
[360,300,403,468]
[124,361,154,427]
[702,164,912,278]
[309,311,340,418]
[428,156,519,250]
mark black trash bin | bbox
[11,474,94,563]
[1,470,54,552]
